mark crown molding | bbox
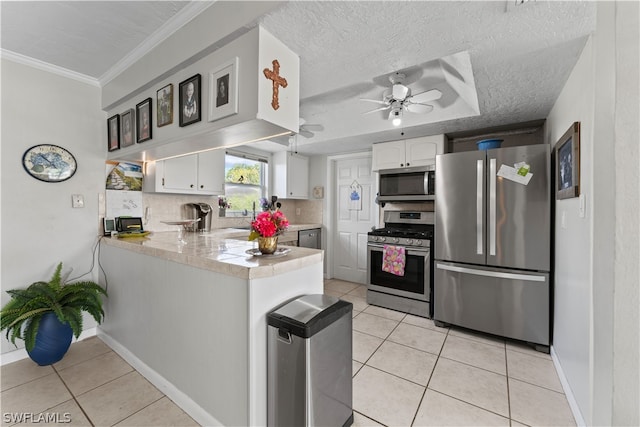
[98,1,215,86]
[0,49,100,87]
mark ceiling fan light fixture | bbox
[390,107,402,126]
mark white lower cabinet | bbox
[143,150,225,195]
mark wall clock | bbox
[22,144,77,183]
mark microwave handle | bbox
[424,172,429,196]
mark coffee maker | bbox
[182,203,212,232]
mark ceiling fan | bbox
[361,72,442,126]
[287,118,324,152]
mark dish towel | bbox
[381,245,406,277]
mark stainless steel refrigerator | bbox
[434,144,551,350]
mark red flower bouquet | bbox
[248,210,289,240]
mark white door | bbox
[333,156,375,284]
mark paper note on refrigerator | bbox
[497,164,533,185]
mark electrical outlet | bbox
[72,194,84,208]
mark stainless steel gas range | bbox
[366,211,434,318]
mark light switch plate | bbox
[579,193,586,218]
[72,194,84,208]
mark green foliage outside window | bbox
[224,156,265,212]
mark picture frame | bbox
[120,109,135,148]
[157,83,173,127]
[555,121,580,200]
[136,98,152,143]
[208,57,239,122]
[179,74,201,127]
[107,114,120,152]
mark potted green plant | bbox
[0,262,107,365]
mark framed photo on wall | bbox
[136,98,152,143]
[179,74,201,127]
[107,114,120,152]
[157,83,173,127]
[120,109,135,148]
[555,121,580,200]
[208,57,239,122]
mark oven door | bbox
[367,243,430,301]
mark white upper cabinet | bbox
[272,151,309,199]
[372,134,445,171]
[143,150,225,195]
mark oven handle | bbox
[367,243,430,256]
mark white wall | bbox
[0,59,105,354]
[545,35,594,423]
[546,2,639,425]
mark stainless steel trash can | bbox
[267,294,353,427]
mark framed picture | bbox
[136,98,152,143]
[157,83,173,127]
[120,109,135,148]
[208,57,239,122]
[107,114,120,152]
[555,121,580,200]
[179,74,201,127]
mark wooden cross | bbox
[263,59,288,110]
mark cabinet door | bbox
[197,150,225,194]
[405,134,445,168]
[287,153,309,198]
[372,140,406,171]
[163,155,197,191]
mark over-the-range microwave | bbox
[377,166,435,202]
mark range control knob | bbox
[406,239,414,245]
[392,237,400,244]
[415,240,423,246]
[379,237,386,242]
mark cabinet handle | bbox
[400,163,404,167]
[190,184,194,188]
[200,185,204,189]
[407,162,410,166]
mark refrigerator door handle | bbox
[436,263,546,282]
[476,159,483,255]
[489,158,497,256]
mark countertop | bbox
[101,227,323,279]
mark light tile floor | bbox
[1,279,576,427]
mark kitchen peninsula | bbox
[98,230,324,426]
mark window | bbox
[224,151,268,213]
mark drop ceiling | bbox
[0,1,597,155]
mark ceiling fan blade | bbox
[405,103,434,114]
[360,98,388,105]
[299,129,314,138]
[409,89,442,104]
[363,105,391,115]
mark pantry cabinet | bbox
[143,150,225,195]
[272,151,309,199]
[372,134,445,171]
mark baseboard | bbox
[97,329,221,427]
[551,345,586,427]
[1,327,97,366]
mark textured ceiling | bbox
[0,1,597,155]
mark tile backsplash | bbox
[142,194,322,232]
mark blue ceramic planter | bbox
[27,312,73,366]
[476,139,503,150]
